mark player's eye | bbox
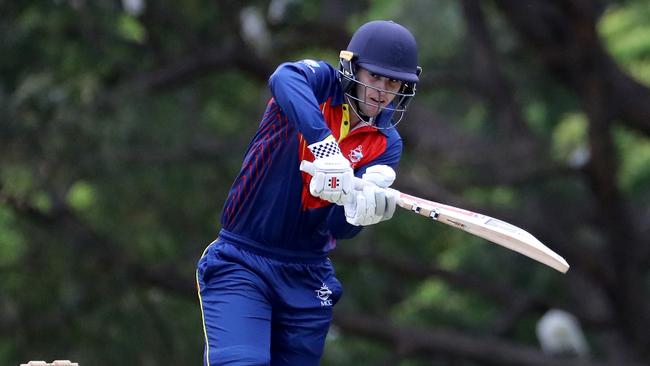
[388,79,402,89]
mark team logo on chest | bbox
[348,145,364,163]
[315,283,333,307]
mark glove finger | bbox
[362,187,376,224]
[341,189,355,205]
[384,190,397,220]
[355,192,367,226]
[310,173,326,195]
[344,193,357,215]
[374,188,386,217]
[345,192,358,223]
[334,195,345,206]
[340,172,353,194]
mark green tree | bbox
[1,1,649,365]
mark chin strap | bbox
[346,95,375,127]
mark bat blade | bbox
[298,160,569,273]
[398,193,570,273]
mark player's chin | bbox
[359,103,383,118]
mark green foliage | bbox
[551,112,588,164]
[1,1,649,365]
[200,71,263,137]
[323,332,390,365]
[116,14,146,43]
[0,206,26,267]
[393,278,499,330]
[67,181,96,211]
[599,2,650,82]
[463,186,518,210]
[615,127,650,196]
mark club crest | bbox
[315,283,333,306]
[348,145,364,163]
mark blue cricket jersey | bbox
[219,59,403,260]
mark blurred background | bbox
[1,0,650,365]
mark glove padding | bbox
[344,185,397,226]
[362,165,396,188]
[308,137,353,205]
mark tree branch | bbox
[333,246,540,306]
[461,0,532,138]
[494,0,650,137]
[333,310,643,366]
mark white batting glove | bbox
[344,185,397,226]
[308,136,353,205]
[362,165,396,188]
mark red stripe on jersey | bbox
[224,102,285,228]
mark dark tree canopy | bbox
[1,1,649,365]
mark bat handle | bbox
[299,160,402,197]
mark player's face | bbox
[354,68,403,118]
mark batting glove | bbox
[361,165,396,188]
[308,136,353,205]
[344,185,397,226]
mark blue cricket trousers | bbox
[196,238,343,365]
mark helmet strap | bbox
[345,94,374,127]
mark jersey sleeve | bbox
[268,60,339,144]
[325,205,362,239]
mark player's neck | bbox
[345,97,375,129]
[349,113,361,129]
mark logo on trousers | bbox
[315,283,333,306]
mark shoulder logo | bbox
[315,283,333,307]
[348,145,364,163]
[299,59,320,73]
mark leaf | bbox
[117,14,146,43]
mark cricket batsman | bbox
[196,20,421,365]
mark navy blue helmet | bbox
[339,20,421,127]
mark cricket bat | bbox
[300,161,569,273]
